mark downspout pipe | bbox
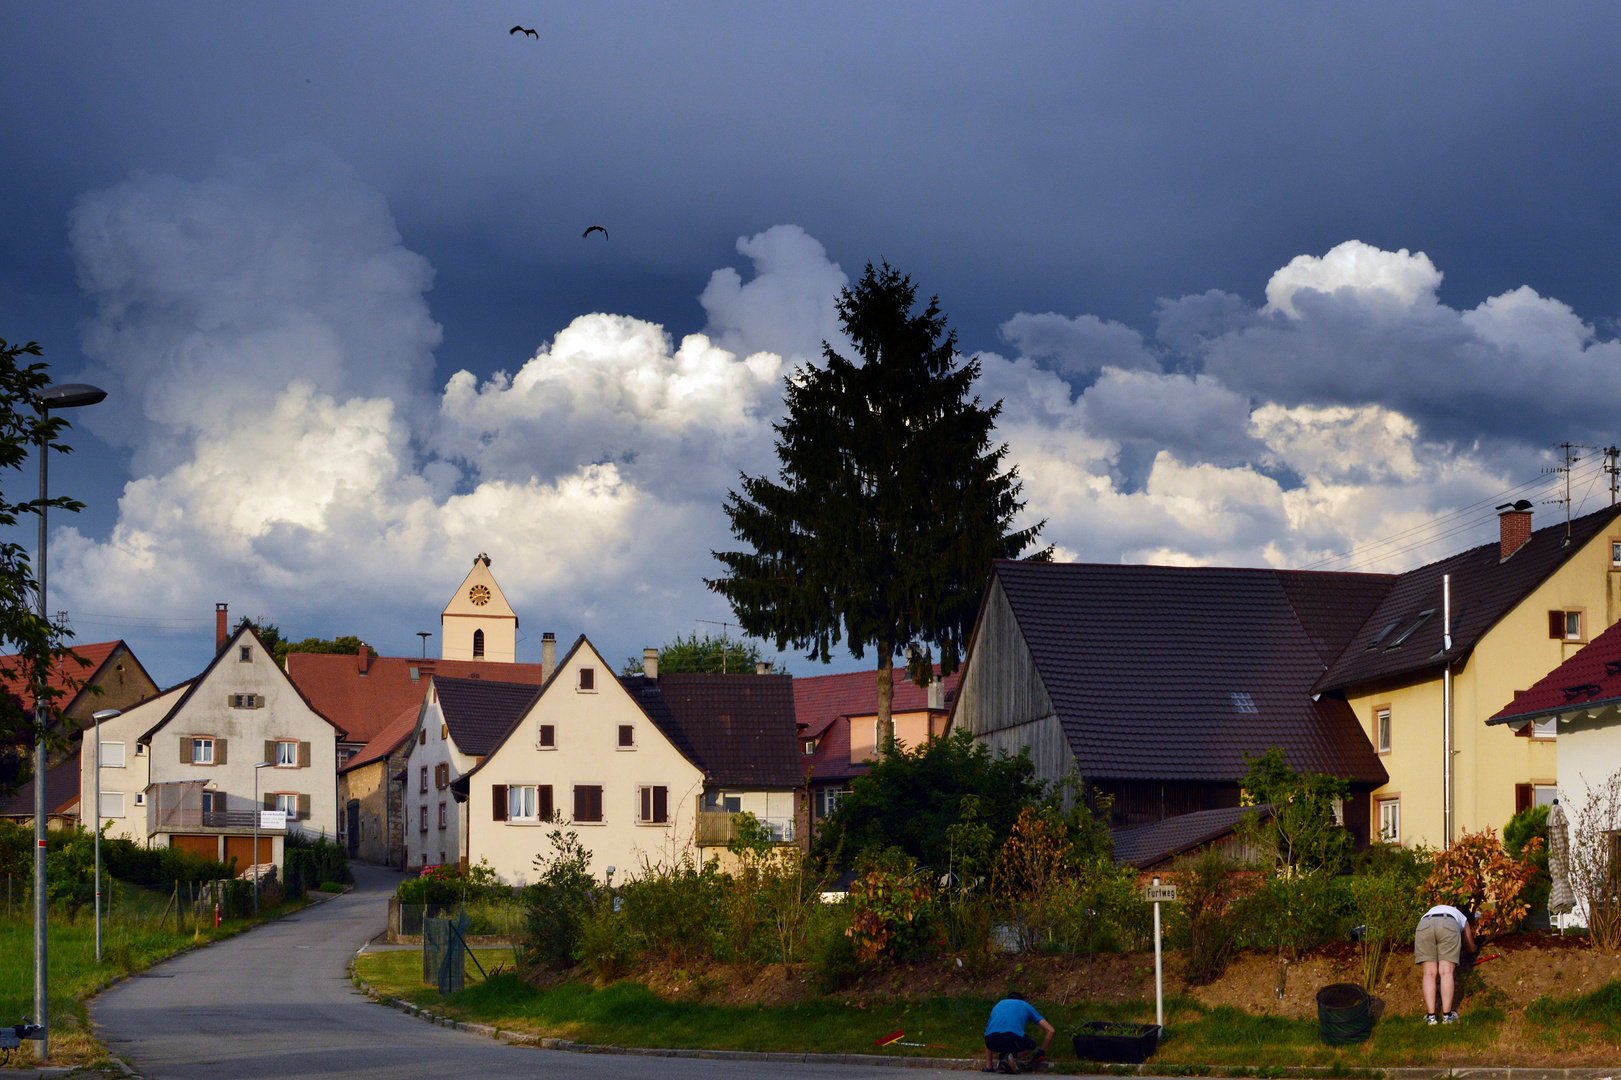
[1443,573,1454,850]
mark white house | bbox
[455,639,804,883]
[79,682,189,843]
[403,675,544,870]
[139,622,345,867]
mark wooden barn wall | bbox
[953,576,1074,788]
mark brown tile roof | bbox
[1317,506,1621,692]
[0,751,80,818]
[339,703,421,775]
[285,652,550,746]
[0,641,128,712]
[805,715,868,783]
[792,665,960,730]
[990,560,1390,786]
[620,673,803,788]
[1487,615,1621,727]
[1110,803,1272,870]
[433,676,544,757]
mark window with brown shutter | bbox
[297,793,310,820]
[1515,783,1533,814]
[298,741,311,768]
[420,766,428,794]
[215,738,227,765]
[492,784,508,821]
[539,785,553,821]
[574,785,602,822]
[578,667,595,691]
[1550,610,1565,638]
[538,725,555,748]
[618,725,634,748]
[640,785,668,824]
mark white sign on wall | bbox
[259,810,288,830]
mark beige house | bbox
[79,682,189,843]
[138,622,345,866]
[441,553,518,663]
[336,704,418,866]
[456,640,802,883]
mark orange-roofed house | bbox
[337,704,421,866]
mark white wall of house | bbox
[145,629,341,838]
[401,688,475,870]
[1552,713,1621,929]
[465,641,706,884]
[80,684,187,842]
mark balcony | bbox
[146,781,286,836]
[695,811,795,846]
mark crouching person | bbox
[983,991,1054,1073]
[1414,902,1475,1024]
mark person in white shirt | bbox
[1414,904,1475,1024]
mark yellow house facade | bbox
[1318,504,1621,849]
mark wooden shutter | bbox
[539,785,553,821]
[641,787,650,822]
[575,785,601,822]
[264,791,276,810]
[1515,783,1533,814]
[264,740,275,766]
[492,784,508,821]
[181,736,192,764]
[299,741,311,768]
[297,793,311,820]
[1550,611,1566,638]
[215,738,227,765]
[653,786,667,824]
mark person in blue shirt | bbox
[983,992,1054,1073]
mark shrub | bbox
[846,860,933,964]
[1504,804,1551,915]
[993,806,1074,952]
[284,832,352,899]
[1426,827,1540,943]
[1171,847,1255,984]
[575,905,637,979]
[1243,868,1349,958]
[618,855,725,962]
[1568,769,1621,951]
[1348,845,1430,988]
[522,827,595,969]
[397,860,508,905]
[809,901,862,991]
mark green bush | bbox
[574,905,637,978]
[284,832,351,898]
[396,859,509,905]
[619,855,725,962]
[808,901,862,992]
[523,828,596,970]
[1505,803,1552,913]
[1171,847,1254,984]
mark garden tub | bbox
[1071,1021,1162,1064]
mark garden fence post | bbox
[1152,876,1163,1028]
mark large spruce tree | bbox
[708,263,1045,748]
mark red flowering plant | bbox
[1425,827,1541,944]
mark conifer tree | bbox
[708,263,1045,748]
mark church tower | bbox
[441,553,518,662]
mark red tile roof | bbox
[792,665,960,731]
[1488,615,1621,727]
[285,653,550,746]
[339,703,421,775]
[0,751,80,818]
[0,641,123,710]
[805,715,867,783]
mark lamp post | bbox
[90,708,122,963]
[253,761,273,915]
[33,382,105,1061]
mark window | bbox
[438,802,447,829]
[1365,620,1400,650]
[192,738,215,765]
[441,723,447,740]
[1387,610,1435,648]
[817,786,849,818]
[640,785,669,824]
[101,741,126,768]
[99,792,125,818]
[578,667,595,691]
[228,694,262,709]
[1375,707,1391,754]
[239,646,252,662]
[1535,784,1558,806]
[472,629,485,658]
[803,739,816,756]
[135,743,146,757]
[133,791,146,807]
[1533,716,1558,738]
[618,725,635,748]
[276,740,298,767]
[1549,609,1586,641]
[1612,539,1621,567]
[276,793,299,817]
[538,724,556,749]
[420,805,429,833]
[420,766,428,793]
[1377,799,1400,844]
[202,789,217,813]
[419,728,427,745]
[574,785,603,822]
[436,763,449,789]
[508,785,538,821]
[1229,692,1257,714]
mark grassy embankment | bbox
[353,951,1621,1071]
[1,881,307,1070]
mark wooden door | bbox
[224,835,273,871]
[170,834,218,860]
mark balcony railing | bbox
[695,811,796,846]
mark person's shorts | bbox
[1414,916,1462,965]
[985,1033,1038,1055]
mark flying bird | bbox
[582,226,609,240]
[509,26,539,38]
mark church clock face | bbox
[468,584,491,606]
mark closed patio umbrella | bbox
[1547,799,1576,915]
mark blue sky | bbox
[4,2,1621,685]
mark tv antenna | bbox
[695,619,740,673]
[1542,442,1596,542]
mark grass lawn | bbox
[355,951,1597,1070]
[1,885,308,1070]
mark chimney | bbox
[755,661,771,675]
[928,680,945,711]
[357,644,369,675]
[541,632,556,682]
[215,603,228,652]
[1497,499,1534,561]
[643,647,659,682]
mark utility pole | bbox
[1605,446,1620,507]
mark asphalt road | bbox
[90,862,969,1080]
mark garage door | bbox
[224,835,273,871]
[170,834,218,860]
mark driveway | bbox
[90,862,966,1080]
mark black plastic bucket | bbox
[1071,1021,1162,1063]
[1316,983,1372,1045]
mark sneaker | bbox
[1425,1014,1439,1026]
[999,1053,1020,1074]
[1442,1011,1459,1024]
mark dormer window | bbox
[803,739,817,755]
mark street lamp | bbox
[253,761,274,916]
[90,708,121,963]
[33,381,105,1062]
